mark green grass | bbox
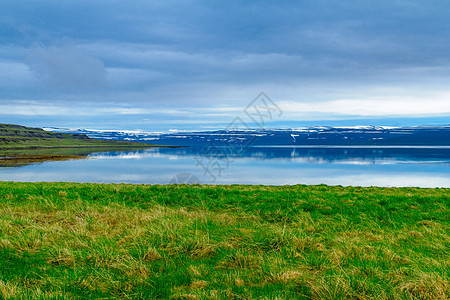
[0,182,448,299]
[0,137,152,149]
[0,135,155,150]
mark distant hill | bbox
[0,123,90,141]
[0,123,157,149]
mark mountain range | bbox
[43,125,450,147]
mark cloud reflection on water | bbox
[1,146,450,187]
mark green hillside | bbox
[0,123,164,167]
[0,123,155,149]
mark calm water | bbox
[1,146,450,187]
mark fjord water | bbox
[1,146,450,187]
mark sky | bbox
[1,0,450,131]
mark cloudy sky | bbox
[1,0,450,131]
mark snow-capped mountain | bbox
[43,125,450,146]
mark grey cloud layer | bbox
[1,0,450,128]
[26,46,107,91]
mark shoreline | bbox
[0,144,181,150]
[1,181,449,190]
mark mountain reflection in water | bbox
[1,146,450,187]
[88,146,450,165]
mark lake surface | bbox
[1,146,450,187]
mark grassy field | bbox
[0,182,448,299]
